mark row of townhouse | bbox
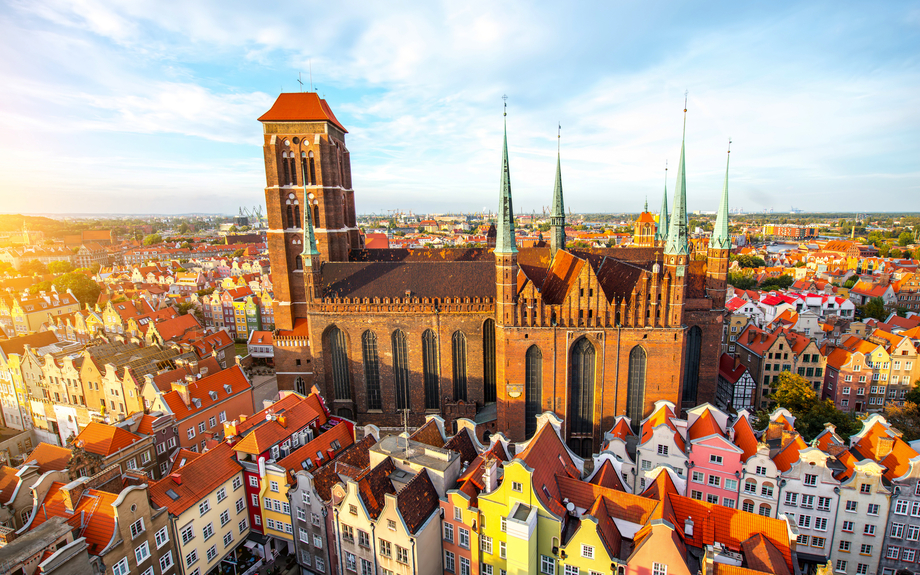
[200,286,275,341]
[619,397,920,575]
[0,290,82,336]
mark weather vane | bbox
[557,122,561,152]
[684,90,688,112]
[728,137,732,153]
[502,94,508,116]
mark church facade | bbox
[260,92,732,456]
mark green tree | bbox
[882,402,920,442]
[28,280,52,295]
[231,248,246,258]
[47,260,73,274]
[52,272,101,307]
[728,273,757,290]
[178,223,190,234]
[176,301,197,316]
[899,231,913,247]
[891,248,903,259]
[143,233,162,246]
[879,243,890,258]
[861,297,887,321]
[18,260,47,275]
[732,254,766,268]
[843,277,858,289]
[772,372,817,414]
[758,275,794,291]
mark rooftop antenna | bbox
[297,73,304,93]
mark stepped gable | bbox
[740,533,792,575]
[396,468,440,534]
[150,443,243,515]
[588,460,626,491]
[312,435,376,502]
[443,428,479,465]
[28,482,118,555]
[23,443,72,474]
[516,423,580,518]
[668,492,794,573]
[320,261,495,300]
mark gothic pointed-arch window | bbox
[422,330,439,410]
[525,345,543,438]
[627,346,647,423]
[286,204,294,229]
[282,151,290,185]
[569,338,595,436]
[308,151,316,185]
[452,331,467,402]
[392,330,409,410]
[682,326,702,405]
[313,205,320,228]
[289,155,297,185]
[362,331,382,410]
[294,255,303,270]
[293,204,301,229]
[294,377,306,396]
[483,319,496,403]
[301,152,308,185]
[326,327,351,401]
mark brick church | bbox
[259,92,732,456]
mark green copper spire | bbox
[301,163,320,260]
[550,123,565,256]
[709,139,732,250]
[644,197,648,212]
[495,98,518,255]
[665,95,690,256]
[655,161,669,243]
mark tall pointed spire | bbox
[495,97,517,255]
[655,161,669,243]
[301,163,320,260]
[550,122,565,257]
[710,139,732,250]
[644,197,648,212]
[665,94,690,256]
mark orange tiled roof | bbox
[277,420,354,478]
[0,466,19,503]
[408,419,445,449]
[169,448,203,474]
[150,443,243,515]
[313,435,376,502]
[772,435,808,472]
[732,415,759,461]
[687,409,723,442]
[233,397,320,455]
[354,458,397,520]
[607,417,634,441]
[557,475,659,524]
[640,469,680,501]
[587,495,623,557]
[258,92,348,132]
[517,423,580,517]
[73,422,143,457]
[588,460,625,491]
[443,428,479,465]
[161,365,251,423]
[23,443,72,474]
[640,403,685,452]
[29,482,118,555]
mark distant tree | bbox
[758,275,794,291]
[770,371,859,440]
[28,280,52,295]
[905,379,920,406]
[891,248,903,259]
[914,247,920,261]
[143,233,162,246]
[772,372,817,414]
[728,272,757,290]
[47,261,73,274]
[231,248,246,258]
[181,241,192,250]
[178,223,190,234]
[176,301,197,316]
[882,402,920,442]
[843,277,858,289]
[196,287,215,297]
[18,259,47,275]
[899,231,913,247]
[861,297,887,321]
[732,254,766,268]
[52,272,101,307]
[879,243,890,258]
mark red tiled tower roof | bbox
[258,93,348,133]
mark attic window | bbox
[192,398,201,408]
[166,489,180,501]
[209,391,218,401]
[330,440,341,450]
[302,459,314,470]
[224,384,232,394]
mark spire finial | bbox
[710,136,732,251]
[557,122,561,153]
[644,196,648,212]
[503,94,508,117]
[682,90,688,140]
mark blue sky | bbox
[0,1,918,215]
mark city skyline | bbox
[1,1,918,215]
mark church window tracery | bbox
[483,319,496,403]
[422,330,439,410]
[627,346,647,423]
[327,327,351,401]
[392,330,409,410]
[362,331,382,410]
[525,345,542,438]
[452,331,467,402]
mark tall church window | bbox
[294,377,306,396]
[682,326,702,404]
[525,345,542,438]
[327,327,351,401]
[282,152,290,185]
[286,205,294,229]
[293,204,301,229]
[483,319,496,403]
[392,330,409,410]
[452,331,467,402]
[301,152,308,185]
[362,331,382,410]
[422,330,439,410]
[289,156,297,185]
[627,346,647,423]
[313,205,320,228]
[569,338,595,435]
[308,152,316,186]
[294,255,303,270]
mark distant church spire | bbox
[301,164,320,260]
[655,161,669,244]
[550,122,565,257]
[495,97,517,255]
[665,94,690,256]
[709,139,732,250]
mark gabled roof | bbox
[640,468,681,500]
[640,403,685,452]
[151,313,201,341]
[28,482,119,555]
[0,466,19,503]
[396,468,440,534]
[277,420,353,477]
[719,353,748,384]
[160,365,251,422]
[23,443,72,474]
[443,428,479,465]
[772,435,808,472]
[233,396,320,455]
[585,495,623,557]
[557,475,659,524]
[540,249,587,304]
[741,533,792,575]
[516,422,580,518]
[354,458,397,520]
[150,443,243,515]
[606,417,634,442]
[732,415,759,461]
[687,409,724,442]
[588,460,626,491]
[73,422,143,457]
[408,419,445,449]
[312,435,376,502]
[169,448,202,474]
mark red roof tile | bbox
[640,403,685,452]
[517,423,580,517]
[150,443,243,515]
[277,421,354,478]
[408,419,445,448]
[169,448,202,474]
[73,422,143,457]
[732,415,759,461]
[687,409,723,442]
[161,365,251,423]
[771,435,808,472]
[312,435,376,502]
[29,482,118,555]
[0,466,19,503]
[23,443,72,474]
[258,93,348,132]
[233,397,320,455]
[557,475,659,524]
[396,468,440,534]
[588,460,626,491]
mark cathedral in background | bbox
[259,92,732,457]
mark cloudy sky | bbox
[0,1,917,216]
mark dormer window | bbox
[209,391,218,401]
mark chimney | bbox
[733,356,741,370]
[684,517,694,537]
[171,381,190,407]
[482,456,498,494]
[876,436,896,461]
[760,333,768,344]
[748,331,756,344]
[170,473,182,485]
[61,478,88,513]
[765,422,783,442]
[239,414,247,423]
[781,430,798,447]
[278,415,287,428]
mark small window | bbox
[511,481,523,492]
